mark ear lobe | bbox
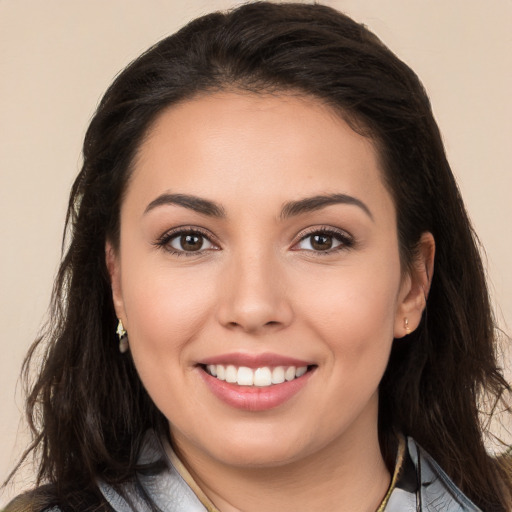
[394,232,435,338]
[105,241,126,323]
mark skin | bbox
[107,92,434,512]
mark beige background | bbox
[1,0,511,505]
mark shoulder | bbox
[408,437,482,511]
[4,488,60,512]
[4,486,111,512]
[384,436,483,511]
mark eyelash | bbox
[292,226,355,255]
[153,226,355,256]
[153,227,219,257]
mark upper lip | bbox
[199,352,314,368]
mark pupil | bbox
[312,234,332,250]
[181,234,202,251]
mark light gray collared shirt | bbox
[97,431,482,511]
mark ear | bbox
[105,241,127,325]
[394,232,435,338]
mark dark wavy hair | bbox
[6,2,511,511]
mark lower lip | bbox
[198,367,315,412]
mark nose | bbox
[216,250,294,334]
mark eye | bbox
[294,228,353,253]
[170,232,214,252]
[155,228,217,255]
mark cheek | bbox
[297,256,401,362]
[120,255,217,360]
[119,259,219,419]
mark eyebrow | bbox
[144,192,373,221]
[144,193,226,218]
[280,194,374,221]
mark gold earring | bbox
[117,319,129,353]
[404,317,411,335]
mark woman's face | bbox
[109,92,420,469]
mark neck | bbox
[171,400,392,512]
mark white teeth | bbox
[285,366,296,381]
[225,365,237,383]
[295,366,307,378]
[237,366,254,386]
[205,364,310,387]
[216,365,226,381]
[271,366,285,384]
[254,367,272,387]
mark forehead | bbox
[127,92,393,218]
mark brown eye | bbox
[311,234,333,251]
[169,232,214,252]
[295,229,352,253]
[181,234,203,251]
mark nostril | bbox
[217,296,294,333]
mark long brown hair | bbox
[6,2,511,511]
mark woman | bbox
[5,2,511,511]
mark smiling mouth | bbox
[201,364,316,387]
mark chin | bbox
[214,443,307,469]
[193,423,318,469]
